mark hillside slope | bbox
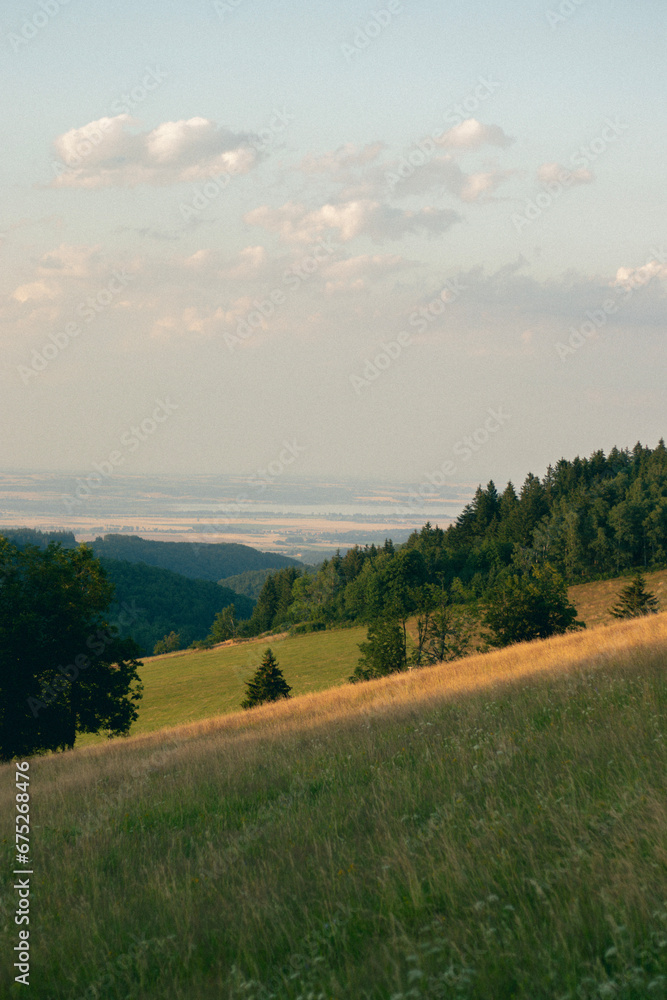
[99,557,254,654]
[82,567,666,741]
[90,534,302,581]
[2,614,666,998]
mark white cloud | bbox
[435,119,514,150]
[51,115,260,188]
[12,281,61,304]
[613,259,667,288]
[388,154,513,202]
[223,245,268,279]
[245,199,460,244]
[537,162,593,186]
[37,244,102,277]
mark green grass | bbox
[2,615,667,998]
[77,626,367,743]
[87,568,667,747]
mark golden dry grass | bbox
[65,609,667,763]
[2,613,666,999]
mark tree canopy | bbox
[482,564,585,648]
[0,538,143,760]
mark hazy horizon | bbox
[2,0,664,489]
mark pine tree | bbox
[241,648,291,709]
[609,573,660,619]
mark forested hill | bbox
[98,558,254,655]
[241,440,667,635]
[444,438,667,580]
[89,534,302,581]
[0,529,256,654]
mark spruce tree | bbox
[609,573,660,619]
[241,648,291,709]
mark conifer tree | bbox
[609,573,660,619]
[241,648,291,709]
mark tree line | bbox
[226,440,667,640]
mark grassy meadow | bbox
[2,613,667,998]
[73,567,667,747]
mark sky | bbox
[1,0,665,491]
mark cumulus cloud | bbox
[12,281,61,304]
[37,244,103,277]
[387,153,513,202]
[435,119,514,150]
[613,258,667,288]
[300,142,385,174]
[245,199,460,244]
[537,162,593,186]
[50,115,260,188]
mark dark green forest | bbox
[89,534,301,581]
[217,568,276,600]
[98,559,254,654]
[0,530,255,655]
[240,440,667,636]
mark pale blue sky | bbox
[1,0,665,486]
